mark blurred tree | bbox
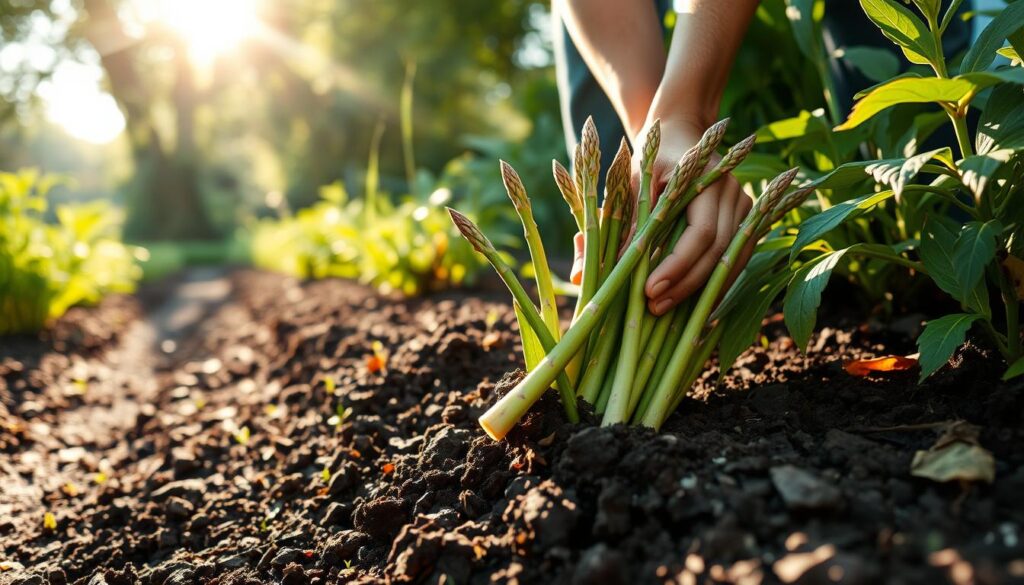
[0,0,559,237]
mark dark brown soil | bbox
[1,270,1022,585]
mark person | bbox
[554,0,972,317]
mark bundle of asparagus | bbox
[449,118,810,440]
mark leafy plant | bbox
[251,177,488,296]
[779,0,1024,379]
[0,169,142,335]
[449,119,812,439]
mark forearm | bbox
[649,0,760,126]
[558,0,666,137]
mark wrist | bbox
[646,91,717,133]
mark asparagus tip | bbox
[447,207,493,254]
[499,160,528,209]
[642,119,662,168]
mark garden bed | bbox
[1,270,1021,585]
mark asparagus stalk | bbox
[576,291,628,403]
[598,139,632,286]
[631,303,689,423]
[667,322,725,415]
[477,126,694,441]
[501,161,561,343]
[639,168,799,430]
[448,209,579,423]
[601,122,661,426]
[575,117,602,312]
[553,160,584,232]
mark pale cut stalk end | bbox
[499,160,528,210]
[478,414,504,441]
[447,207,494,255]
[642,119,662,170]
[553,160,582,212]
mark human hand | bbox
[638,116,754,316]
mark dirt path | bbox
[2,270,1022,585]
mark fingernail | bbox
[653,298,673,315]
[649,279,669,297]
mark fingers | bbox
[570,232,584,285]
[644,184,719,301]
[645,175,747,316]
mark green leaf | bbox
[959,0,1024,74]
[859,0,937,65]
[886,147,953,198]
[791,190,895,259]
[842,45,902,82]
[958,150,1015,200]
[785,0,819,60]
[916,313,981,381]
[854,72,923,101]
[998,45,1022,63]
[784,249,851,351]
[976,84,1024,154]
[920,218,991,316]
[837,69,1024,130]
[952,220,999,300]
[756,111,827,142]
[718,270,791,374]
[1003,356,1024,380]
[513,301,544,371]
[907,0,940,21]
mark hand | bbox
[570,231,585,286]
[638,116,754,316]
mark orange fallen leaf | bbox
[844,355,918,377]
[349,448,362,459]
[366,354,386,374]
[381,462,395,475]
[1004,255,1024,300]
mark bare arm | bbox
[558,0,666,138]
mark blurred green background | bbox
[0,0,818,285]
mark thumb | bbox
[570,232,584,285]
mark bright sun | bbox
[146,0,261,64]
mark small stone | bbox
[165,496,194,519]
[770,465,843,511]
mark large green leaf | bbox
[920,218,991,317]
[718,270,791,374]
[908,0,940,21]
[960,0,1024,74]
[1004,356,1024,380]
[917,313,981,381]
[842,45,901,82]
[977,84,1024,154]
[866,147,952,198]
[756,110,828,142]
[791,190,895,259]
[958,150,1015,201]
[784,249,851,351]
[785,0,819,60]
[859,0,937,65]
[952,220,999,301]
[837,69,1024,130]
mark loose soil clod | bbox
[1,270,1022,584]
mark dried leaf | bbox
[844,355,918,376]
[61,482,79,498]
[911,421,994,484]
[1004,255,1024,300]
[366,354,386,374]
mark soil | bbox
[1,269,1022,585]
